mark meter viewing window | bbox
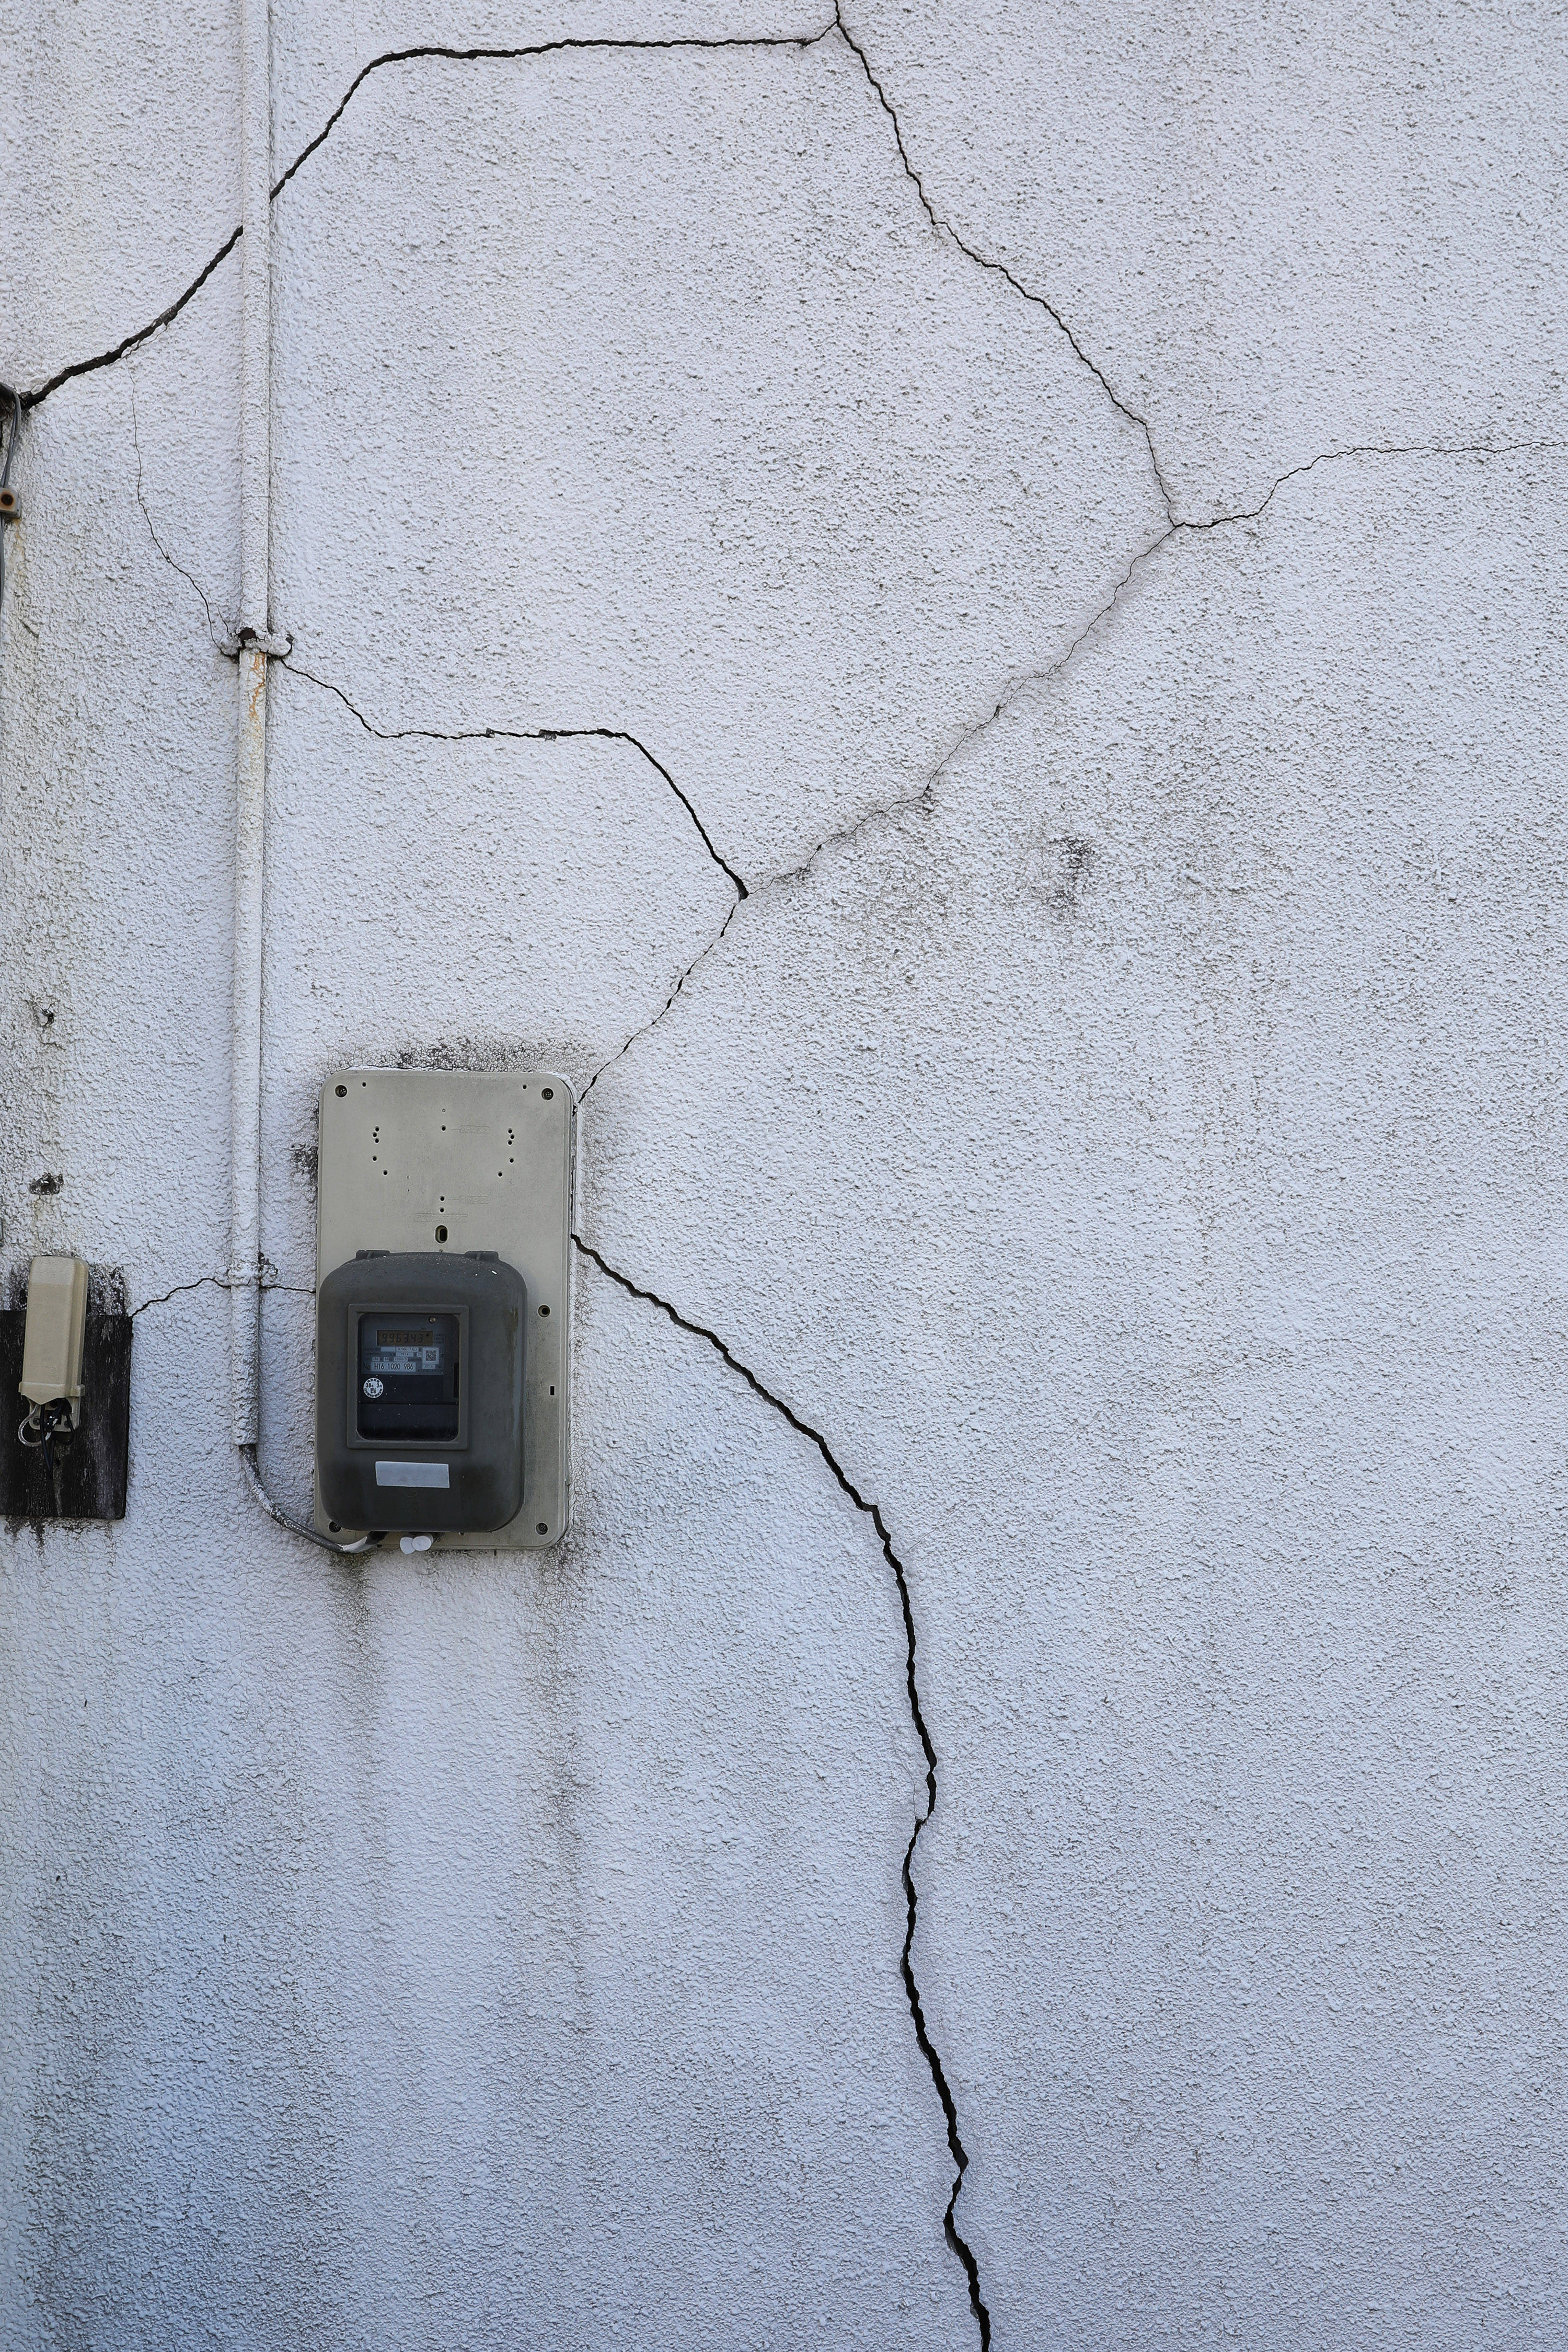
[356,1311,460,1442]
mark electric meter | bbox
[314,1068,573,1549]
[316,1251,526,1532]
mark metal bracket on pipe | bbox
[218,626,293,660]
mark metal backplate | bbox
[316,1068,574,1549]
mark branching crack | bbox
[19,2,1162,528]
[574,1234,990,2344]
[871,432,1568,852]
[276,654,747,1092]
[21,227,244,412]
[277,436,1564,1109]
[11,0,1563,2319]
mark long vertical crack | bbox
[574,1235,991,2345]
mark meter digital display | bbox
[356,1310,459,1441]
[366,1328,446,1375]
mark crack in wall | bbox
[269,656,750,1096]
[16,6,1167,522]
[814,433,1568,897]
[130,377,229,650]
[830,3,1176,523]
[574,1234,991,2345]
[580,896,745,1100]
[130,1272,312,1318]
[18,29,833,412]
[13,0,1567,2325]
[281,657,747,901]
[268,430,1566,1120]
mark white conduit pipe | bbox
[230,0,272,1449]
[230,0,374,1554]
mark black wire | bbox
[18,1397,74,1498]
[0,380,19,630]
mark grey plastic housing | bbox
[314,1067,573,1547]
[316,1252,526,1533]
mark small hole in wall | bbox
[336,1085,347,1097]
[541,1088,554,1101]
[536,1523,548,1536]
[328,1520,341,1533]
[435,1225,448,1242]
[538,1304,550,1318]
[549,1385,555,1397]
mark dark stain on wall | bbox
[0,1311,131,1520]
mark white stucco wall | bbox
[3,4,1566,2345]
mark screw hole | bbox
[538,1304,550,1317]
[435,1225,447,1243]
[335,1085,347,1097]
[536,1523,548,1536]
[541,1087,554,1100]
[328,1520,341,1533]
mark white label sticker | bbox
[375,1460,451,1489]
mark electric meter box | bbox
[315,1068,574,1549]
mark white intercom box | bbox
[314,1068,574,1549]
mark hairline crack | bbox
[130,373,228,648]
[129,1271,313,1318]
[266,436,1561,1094]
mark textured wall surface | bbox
[3,4,1567,2346]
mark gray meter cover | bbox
[316,1252,526,1532]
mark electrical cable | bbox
[0,381,20,632]
[18,1396,72,1471]
[239,1441,385,1555]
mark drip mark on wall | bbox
[574,1234,992,2345]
